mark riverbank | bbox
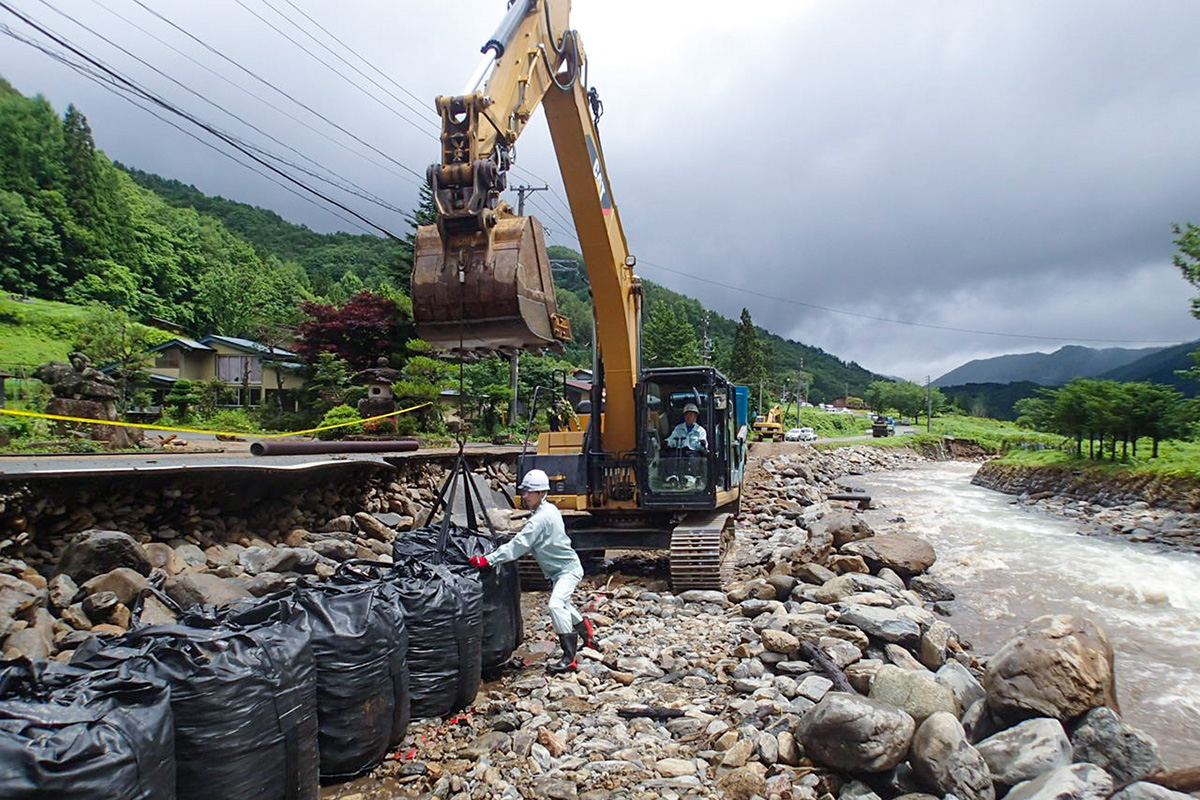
[972,461,1200,554]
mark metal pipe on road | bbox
[250,439,420,456]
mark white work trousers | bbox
[547,566,584,634]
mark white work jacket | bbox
[488,500,580,579]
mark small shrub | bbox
[361,416,399,436]
[317,404,362,440]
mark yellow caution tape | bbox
[0,402,432,440]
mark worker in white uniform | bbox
[468,469,595,673]
[667,402,707,451]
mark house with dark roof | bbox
[144,335,304,410]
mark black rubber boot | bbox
[547,633,578,674]
[574,617,596,651]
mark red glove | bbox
[468,555,490,569]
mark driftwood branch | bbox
[616,706,685,720]
[799,641,854,693]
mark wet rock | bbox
[81,567,150,606]
[841,533,936,577]
[975,717,1072,787]
[56,529,151,582]
[909,574,955,602]
[985,615,1117,723]
[1005,763,1113,800]
[910,712,994,800]
[819,508,875,548]
[869,664,958,722]
[797,692,915,772]
[918,620,953,669]
[1069,706,1164,785]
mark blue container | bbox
[734,385,750,431]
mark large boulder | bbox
[984,615,1117,723]
[817,509,874,549]
[975,717,1073,786]
[1111,783,1198,800]
[81,568,151,607]
[56,530,151,583]
[796,692,915,772]
[935,660,986,713]
[1005,764,1113,800]
[869,664,959,723]
[1069,707,1164,785]
[910,712,994,800]
[841,533,935,577]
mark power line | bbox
[0,21,375,236]
[232,0,436,142]
[127,0,425,182]
[83,0,423,190]
[0,1,407,239]
[37,0,408,217]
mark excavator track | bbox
[669,512,734,591]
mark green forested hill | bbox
[0,79,311,337]
[121,167,410,297]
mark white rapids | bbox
[856,460,1200,767]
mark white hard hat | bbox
[683,403,700,414]
[519,468,550,492]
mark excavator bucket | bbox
[412,214,570,357]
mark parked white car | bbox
[784,427,817,442]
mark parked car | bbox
[785,426,817,442]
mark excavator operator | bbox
[666,403,707,452]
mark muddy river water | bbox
[856,460,1200,768]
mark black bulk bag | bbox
[388,559,482,718]
[72,596,319,800]
[394,521,523,670]
[0,660,175,800]
[296,570,410,780]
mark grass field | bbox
[0,295,92,368]
[997,439,1200,478]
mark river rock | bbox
[46,573,79,610]
[869,664,958,722]
[245,571,289,597]
[2,608,55,661]
[910,712,994,800]
[165,572,253,608]
[935,660,986,712]
[717,764,767,800]
[143,543,187,575]
[81,567,151,606]
[909,574,955,601]
[814,573,899,604]
[173,543,207,568]
[1005,763,1113,800]
[841,533,936,577]
[56,530,151,582]
[1111,783,1198,800]
[1069,707,1164,784]
[353,511,395,542]
[239,546,318,575]
[82,590,121,624]
[985,615,1117,723]
[919,620,953,668]
[975,717,1072,786]
[762,629,801,654]
[0,573,43,620]
[818,509,875,548]
[836,605,921,645]
[678,590,728,605]
[797,692,915,772]
[794,562,837,585]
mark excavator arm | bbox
[412,0,641,454]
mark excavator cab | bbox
[639,367,743,510]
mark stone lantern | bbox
[355,357,403,418]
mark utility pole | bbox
[508,184,546,427]
[513,184,548,216]
[925,375,932,432]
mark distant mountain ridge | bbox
[934,344,1167,387]
[1099,339,1200,392]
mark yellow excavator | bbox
[411,0,746,589]
[752,405,786,442]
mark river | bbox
[856,460,1200,767]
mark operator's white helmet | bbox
[683,403,700,414]
[519,469,551,492]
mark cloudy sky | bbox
[3,0,1199,381]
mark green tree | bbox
[642,302,699,368]
[165,379,203,422]
[74,304,171,407]
[728,308,766,388]
[393,339,451,434]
